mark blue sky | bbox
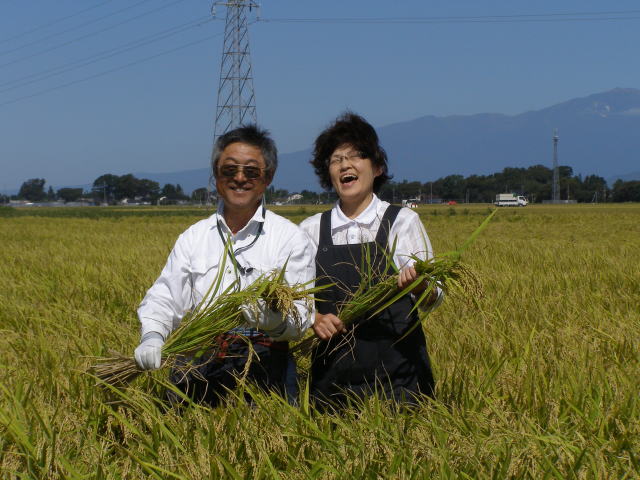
[1,0,639,192]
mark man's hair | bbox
[311,112,391,192]
[211,124,278,180]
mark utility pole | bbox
[209,0,259,194]
[552,129,560,203]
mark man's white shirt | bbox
[138,203,315,341]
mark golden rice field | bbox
[1,203,639,479]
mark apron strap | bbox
[318,209,333,248]
[375,204,402,246]
[320,204,401,248]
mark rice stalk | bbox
[294,209,497,355]
[91,258,323,387]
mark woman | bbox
[299,112,440,409]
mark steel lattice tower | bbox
[552,129,560,202]
[209,0,259,191]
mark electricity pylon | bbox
[208,1,259,194]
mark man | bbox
[134,125,314,406]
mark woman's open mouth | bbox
[340,174,358,186]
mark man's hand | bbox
[398,265,438,306]
[312,312,346,341]
[241,300,287,337]
[134,332,164,370]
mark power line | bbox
[0,0,114,45]
[258,10,640,24]
[0,0,154,57]
[0,30,225,108]
[2,7,637,108]
[0,0,186,70]
[0,16,214,93]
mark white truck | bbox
[495,193,528,207]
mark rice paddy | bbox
[1,203,639,478]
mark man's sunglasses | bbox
[219,164,265,180]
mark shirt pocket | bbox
[237,258,279,289]
[189,257,233,307]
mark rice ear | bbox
[342,210,496,328]
[93,256,319,386]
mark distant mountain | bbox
[609,171,640,183]
[278,88,640,192]
[121,88,640,193]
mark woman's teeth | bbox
[341,175,357,183]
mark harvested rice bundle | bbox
[243,265,323,327]
[374,208,496,312]
[293,209,496,355]
[91,265,320,386]
[413,254,483,302]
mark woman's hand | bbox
[398,265,420,291]
[398,265,438,306]
[312,312,346,341]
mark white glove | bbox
[241,299,287,337]
[134,332,164,370]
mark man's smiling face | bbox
[215,142,271,216]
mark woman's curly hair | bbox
[311,112,392,192]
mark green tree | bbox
[577,175,608,202]
[136,178,160,201]
[92,174,119,203]
[115,174,139,200]
[499,167,527,193]
[612,180,640,202]
[300,189,320,203]
[191,187,209,203]
[438,175,466,200]
[265,186,290,204]
[18,178,46,201]
[377,181,394,202]
[526,164,552,183]
[161,183,178,199]
[57,188,83,202]
[396,180,422,200]
[175,184,188,200]
[464,175,493,203]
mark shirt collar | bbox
[332,193,380,230]
[213,199,266,235]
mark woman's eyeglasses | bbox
[327,151,364,166]
[219,164,265,179]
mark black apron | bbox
[310,205,435,408]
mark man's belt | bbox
[215,329,289,359]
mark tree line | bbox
[377,165,611,204]
[3,165,640,204]
[90,174,192,204]
[4,174,196,204]
[268,164,639,204]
